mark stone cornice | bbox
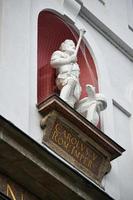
[0,192,11,200]
[0,112,115,200]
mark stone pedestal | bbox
[38,95,125,186]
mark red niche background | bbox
[37,11,98,104]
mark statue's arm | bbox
[50,51,77,68]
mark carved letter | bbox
[7,184,17,200]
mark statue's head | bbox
[96,93,107,111]
[59,39,75,54]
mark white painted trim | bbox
[63,0,81,22]
[76,2,133,62]
[112,99,131,118]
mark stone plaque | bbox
[41,111,110,185]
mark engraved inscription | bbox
[49,120,104,176]
[7,184,23,200]
[0,173,39,200]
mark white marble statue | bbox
[50,29,86,108]
[76,84,107,126]
[50,39,81,107]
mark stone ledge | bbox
[38,95,125,161]
[0,105,124,200]
[38,95,125,186]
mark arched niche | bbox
[37,10,98,104]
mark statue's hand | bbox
[70,54,77,63]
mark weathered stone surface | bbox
[0,173,39,200]
[38,95,125,186]
[41,110,111,185]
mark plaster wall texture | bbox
[0,0,63,136]
[0,0,133,199]
[0,0,2,62]
[0,0,31,132]
[82,0,133,48]
[113,106,133,200]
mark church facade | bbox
[0,0,133,199]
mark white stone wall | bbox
[0,0,31,132]
[0,0,133,199]
[82,0,133,48]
